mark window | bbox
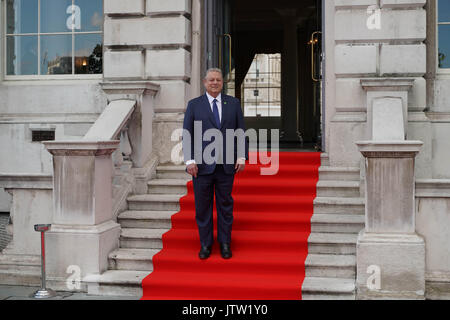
[4,0,103,78]
[437,0,450,70]
[242,54,281,118]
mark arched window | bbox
[5,0,103,78]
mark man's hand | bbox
[186,163,198,178]
[235,158,246,173]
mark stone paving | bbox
[0,285,139,300]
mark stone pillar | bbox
[279,9,300,143]
[43,141,121,291]
[356,78,425,299]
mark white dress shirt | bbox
[185,93,246,166]
[206,92,222,123]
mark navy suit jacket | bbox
[182,93,249,175]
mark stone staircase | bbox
[302,161,364,299]
[85,155,364,299]
[84,165,189,296]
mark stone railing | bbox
[39,81,159,291]
[82,99,137,220]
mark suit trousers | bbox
[192,164,235,247]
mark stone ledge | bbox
[0,174,53,190]
[356,140,423,157]
[416,179,450,198]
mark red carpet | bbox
[141,152,321,300]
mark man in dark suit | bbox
[183,68,248,260]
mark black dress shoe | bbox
[198,245,212,259]
[220,243,232,259]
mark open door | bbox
[204,0,233,89]
[204,0,324,150]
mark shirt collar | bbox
[206,92,222,104]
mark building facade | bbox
[0,0,449,299]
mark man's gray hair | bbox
[204,68,223,80]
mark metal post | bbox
[31,224,57,299]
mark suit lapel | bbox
[220,94,228,129]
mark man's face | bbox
[203,71,223,97]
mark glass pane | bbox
[40,0,73,33]
[6,0,38,34]
[74,33,102,74]
[438,0,450,22]
[75,0,103,32]
[438,25,450,68]
[41,34,72,74]
[6,35,38,75]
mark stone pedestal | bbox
[43,141,121,291]
[356,141,425,299]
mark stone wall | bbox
[103,0,193,164]
[328,0,428,168]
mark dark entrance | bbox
[203,0,324,150]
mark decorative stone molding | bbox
[361,78,415,92]
[100,81,160,101]
[361,78,415,141]
[416,179,450,198]
[0,174,53,190]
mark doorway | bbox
[203,0,324,150]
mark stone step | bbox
[308,232,358,255]
[305,254,355,279]
[118,210,176,229]
[108,248,159,271]
[0,254,41,286]
[313,197,365,215]
[84,270,147,297]
[156,165,190,179]
[310,213,365,234]
[316,180,360,198]
[147,179,190,195]
[318,167,360,181]
[119,228,169,249]
[302,276,356,300]
[320,153,330,166]
[127,194,184,211]
[83,266,355,298]
[118,210,364,234]
[0,268,41,287]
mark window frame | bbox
[2,0,104,80]
[437,0,450,74]
[242,53,282,118]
